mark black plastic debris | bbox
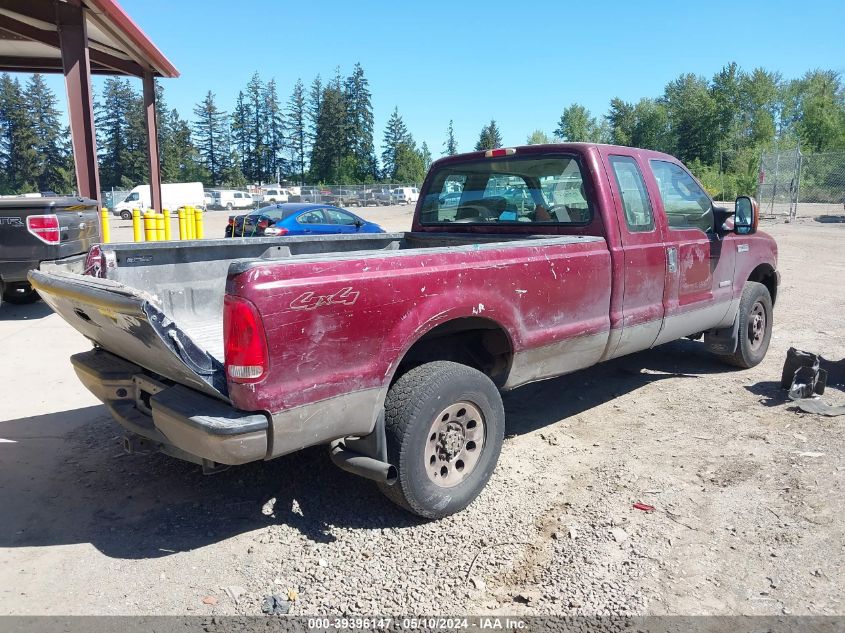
[261,594,291,615]
[781,347,845,416]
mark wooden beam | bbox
[142,69,162,213]
[57,2,100,202]
[0,16,144,76]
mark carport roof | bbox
[0,0,179,78]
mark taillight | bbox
[223,295,269,383]
[258,219,269,229]
[27,214,60,244]
[84,244,106,277]
[228,217,235,226]
[263,227,288,236]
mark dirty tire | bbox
[378,361,504,519]
[3,283,40,305]
[722,281,773,369]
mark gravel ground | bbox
[0,215,843,616]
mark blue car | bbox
[225,203,385,238]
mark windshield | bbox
[419,155,591,225]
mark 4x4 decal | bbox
[289,287,360,311]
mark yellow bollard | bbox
[194,207,204,240]
[100,208,111,243]
[163,209,172,241]
[132,208,143,242]
[178,209,187,240]
[187,206,196,240]
[144,211,157,242]
[155,213,165,241]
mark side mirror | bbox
[734,196,759,235]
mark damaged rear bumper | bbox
[71,349,269,466]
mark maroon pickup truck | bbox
[30,143,779,518]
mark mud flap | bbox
[703,311,740,355]
[29,269,227,400]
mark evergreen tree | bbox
[25,74,72,193]
[310,76,348,182]
[474,119,502,150]
[193,91,229,185]
[344,63,377,181]
[264,78,286,182]
[230,90,250,180]
[307,75,323,152]
[443,119,457,155]
[0,74,38,193]
[394,137,426,183]
[95,77,147,189]
[381,107,410,180]
[245,72,267,182]
[286,78,307,184]
[420,141,433,170]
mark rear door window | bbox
[609,156,654,232]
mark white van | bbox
[112,182,205,219]
[209,190,254,210]
[392,186,420,204]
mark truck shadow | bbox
[0,339,736,560]
[0,300,54,321]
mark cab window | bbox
[649,160,713,233]
[609,156,654,232]
[419,156,591,225]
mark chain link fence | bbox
[757,147,845,220]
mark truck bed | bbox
[31,232,601,401]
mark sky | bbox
[41,0,845,158]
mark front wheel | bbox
[378,361,504,519]
[120,210,132,220]
[722,281,773,368]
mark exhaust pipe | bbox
[330,442,397,485]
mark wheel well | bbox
[748,264,778,305]
[392,317,513,387]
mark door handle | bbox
[666,247,678,274]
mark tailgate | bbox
[28,269,228,401]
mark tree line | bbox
[517,64,845,198]
[0,62,843,197]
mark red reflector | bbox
[26,214,60,244]
[485,147,516,158]
[223,295,269,384]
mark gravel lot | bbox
[0,212,843,616]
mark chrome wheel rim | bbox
[424,401,485,488]
[748,301,766,351]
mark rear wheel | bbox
[721,281,773,368]
[378,361,504,519]
[3,282,40,305]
